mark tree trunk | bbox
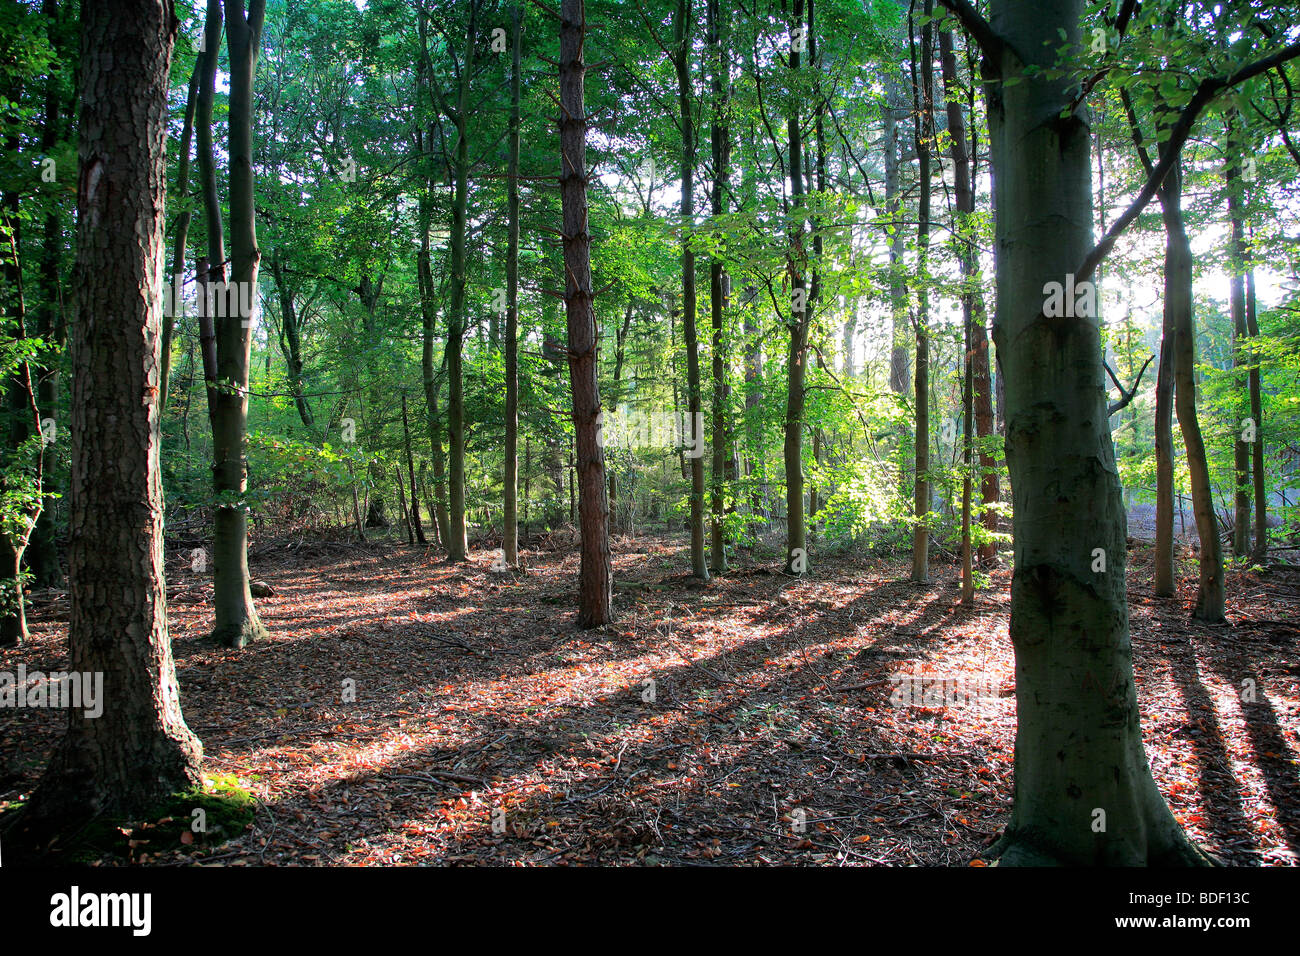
[909,1,933,585]
[1158,163,1224,622]
[16,0,203,841]
[707,0,730,574]
[162,57,200,410]
[674,0,709,582]
[502,3,522,567]
[972,0,1205,865]
[559,0,612,627]
[440,1,477,564]
[28,0,69,589]
[402,393,426,544]
[884,69,909,395]
[1246,267,1266,563]
[1227,160,1250,558]
[939,27,997,569]
[205,0,268,649]
[269,251,313,427]
[783,0,809,576]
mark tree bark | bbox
[559,0,612,627]
[16,0,203,841]
[203,0,268,649]
[909,0,933,585]
[674,0,709,582]
[962,0,1205,865]
[503,3,523,567]
[162,56,200,411]
[439,0,477,564]
[707,0,730,574]
[1157,154,1224,622]
[783,0,810,576]
[1245,268,1266,563]
[939,27,997,569]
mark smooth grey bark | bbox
[161,56,200,410]
[943,0,1207,865]
[205,0,268,649]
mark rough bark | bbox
[14,0,203,843]
[707,0,730,574]
[909,1,933,585]
[559,0,612,626]
[783,0,810,576]
[503,3,522,567]
[673,0,709,582]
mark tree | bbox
[938,0,1206,865]
[908,0,933,585]
[706,0,731,574]
[558,0,612,627]
[502,3,523,569]
[672,0,709,582]
[13,0,202,841]
[200,0,269,648]
[783,0,810,576]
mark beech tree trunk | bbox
[1245,268,1266,562]
[955,0,1206,865]
[559,0,612,627]
[1157,155,1224,622]
[17,0,203,841]
[203,0,268,649]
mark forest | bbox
[0,0,1298,881]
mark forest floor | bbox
[4,532,1300,866]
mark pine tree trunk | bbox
[707,0,730,574]
[16,0,203,841]
[559,0,612,627]
[674,0,709,582]
[503,3,522,567]
[909,1,933,585]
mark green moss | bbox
[66,774,257,864]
